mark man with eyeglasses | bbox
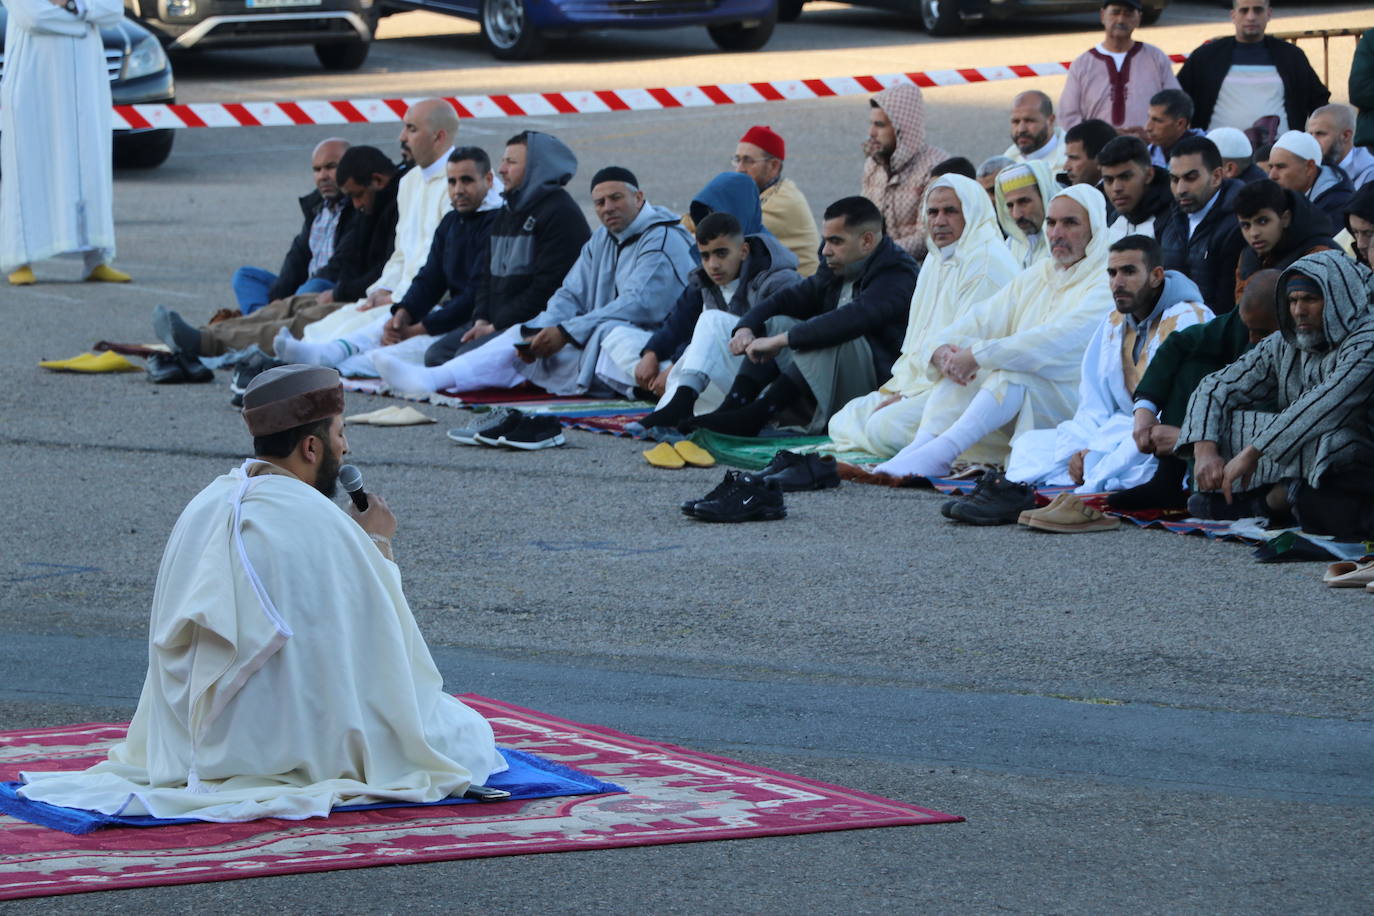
[732,126,820,276]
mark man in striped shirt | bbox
[1178,251,1374,538]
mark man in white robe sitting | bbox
[17,366,504,823]
[827,174,1019,458]
[1004,234,1212,496]
[374,166,695,398]
[872,185,1114,487]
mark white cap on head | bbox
[1206,127,1252,160]
[1272,129,1322,165]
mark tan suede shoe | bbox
[1017,491,1069,526]
[1025,494,1121,533]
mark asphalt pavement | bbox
[2,3,1372,911]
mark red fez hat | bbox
[739,125,785,161]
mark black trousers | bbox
[1291,470,1374,541]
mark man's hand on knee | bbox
[527,325,570,359]
[634,352,660,389]
[729,328,756,356]
[462,320,495,344]
[1192,440,1225,492]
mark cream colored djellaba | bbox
[0,0,123,272]
[827,174,1020,458]
[911,184,1116,466]
[19,462,505,822]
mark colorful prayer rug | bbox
[0,695,960,901]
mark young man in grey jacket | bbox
[375,166,695,397]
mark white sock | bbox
[875,386,1024,478]
[273,327,353,366]
[374,350,449,394]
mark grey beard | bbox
[1294,329,1327,351]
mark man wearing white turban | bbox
[872,184,1115,480]
[828,174,1019,457]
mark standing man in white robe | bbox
[872,184,1115,479]
[1,0,131,286]
[1005,234,1212,493]
[827,174,1019,458]
[17,365,504,823]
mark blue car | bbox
[382,0,776,59]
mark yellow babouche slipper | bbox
[643,441,686,469]
[39,351,140,373]
[8,266,36,286]
[85,264,132,283]
[672,440,715,468]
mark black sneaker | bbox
[691,472,786,523]
[947,477,1037,525]
[448,407,522,445]
[682,469,750,517]
[470,409,526,446]
[146,352,213,385]
[762,453,840,492]
[229,352,282,406]
[481,414,565,450]
[757,450,804,478]
[940,470,1004,519]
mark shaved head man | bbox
[1307,103,1374,190]
[229,136,353,313]
[400,98,461,170]
[1004,90,1067,173]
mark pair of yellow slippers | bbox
[39,351,140,373]
[9,264,132,285]
[643,440,715,469]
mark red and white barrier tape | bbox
[113,53,1189,130]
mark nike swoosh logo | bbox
[742,497,756,506]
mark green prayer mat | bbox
[687,430,884,470]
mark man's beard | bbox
[315,442,341,498]
[1294,329,1327,352]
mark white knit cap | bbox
[1271,129,1322,165]
[1206,127,1252,160]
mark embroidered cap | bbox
[241,365,344,436]
[997,163,1039,194]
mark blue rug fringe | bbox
[0,746,624,835]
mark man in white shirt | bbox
[1059,0,1180,134]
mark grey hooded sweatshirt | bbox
[473,131,591,332]
[1180,250,1374,487]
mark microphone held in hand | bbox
[337,464,369,512]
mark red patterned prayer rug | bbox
[0,695,961,900]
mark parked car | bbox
[125,0,378,70]
[380,0,777,60]
[780,0,1167,35]
[0,9,176,168]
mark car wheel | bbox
[480,0,545,60]
[707,7,776,51]
[919,0,962,36]
[113,129,175,169]
[315,39,370,70]
[777,0,804,22]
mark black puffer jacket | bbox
[1157,178,1246,314]
[1235,187,1337,302]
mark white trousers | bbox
[595,325,655,399]
[827,388,932,458]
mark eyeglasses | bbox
[731,154,774,167]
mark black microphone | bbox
[337,464,369,512]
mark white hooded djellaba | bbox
[19,461,504,823]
